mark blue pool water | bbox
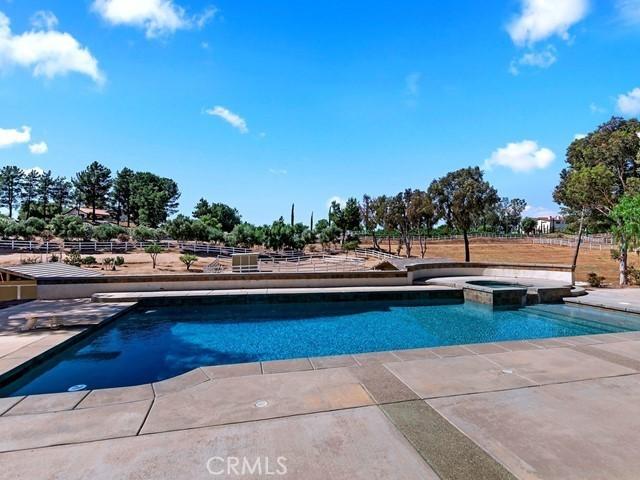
[2,299,639,397]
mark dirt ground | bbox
[362,237,636,286]
[0,238,633,285]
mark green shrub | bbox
[144,244,163,269]
[81,256,97,265]
[179,253,198,271]
[627,266,640,286]
[64,251,82,267]
[586,272,605,288]
[114,256,125,266]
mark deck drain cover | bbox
[255,400,268,408]
[501,369,513,374]
[68,384,87,392]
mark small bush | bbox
[627,266,640,286]
[145,244,163,269]
[64,251,82,267]
[587,272,605,288]
[114,256,125,266]
[21,256,40,265]
[49,253,59,263]
[179,253,198,271]
[81,256,97,265]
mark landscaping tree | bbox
[192,199,241,232]
[51,176,72,217]
[144,244,163,269]
[0,166,24,218]
[111,167,135,226]
[521,217,537,235]
[553,117,640,285]
[179,253,198,271]
[227,223,263,248]
[73,162,113,223]
[407,189,436,258]
[38,170,54,221]
[330,198,361,245]
[130,172,180,227]
[51,215,90,240]
[360,194,380,250]
[610,194,640,276]
[428,167,499,262]
[498,197,527,233]
[20,169,40,219]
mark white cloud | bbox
[30,11,59,31]
[268,168,287,176]
[206,106,248,134]
[589,102,606,114]
[524,205,558,217]
[484,140,556,172]
[326,196,345,209]
[509,45,557,75]
[507,0,589,46]
[574,133,587,140]
[92,0,216,38]
[23,166,44,176]
[29,141,48,155]
[0,11,103,84]
[617,87,640,117]
[405,72,421,96]
[0,125,30,148]
[616,0,640,25]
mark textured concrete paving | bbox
[2,334,640,477]
[1,407,438,480]
[142,368,374,434]
[429,375,640,480]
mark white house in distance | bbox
[64,207,113,224]
[536,216,567,234]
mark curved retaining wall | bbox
[406,262,574,285]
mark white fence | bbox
[354,248,402,260]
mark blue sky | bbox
[1,0,640,224]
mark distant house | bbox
[65,207,112,224]
[536,216,567,234]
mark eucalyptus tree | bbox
[554,117,640,285]
[0,166,24,218]
[360,194,380,250]
[330,198,361,246]
[428,167,499,262]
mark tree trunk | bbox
[571,209,585,280]
[372,232,379,250]
[619,235,628,286]
[463,230,470,262]
[387,235,391,253]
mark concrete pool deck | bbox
[1,287,640,478]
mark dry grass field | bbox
[363,237,637,286]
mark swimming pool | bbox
[2,299,639,397]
